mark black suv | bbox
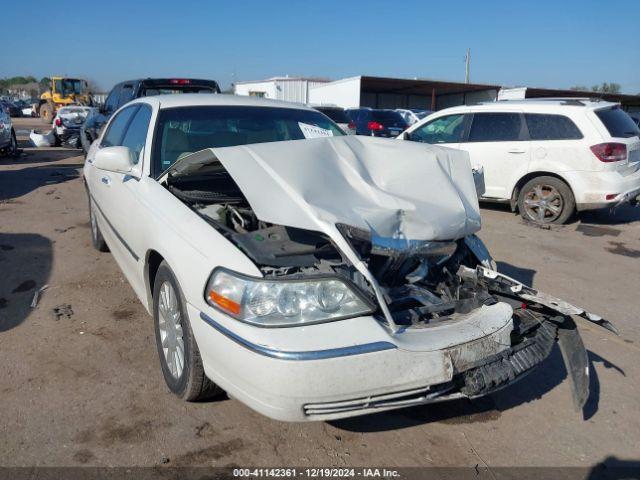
[80,78,220,152]
[345,108,408,137]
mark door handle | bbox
[101,175,111,186]
[508,149,526,154]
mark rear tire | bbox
[518,176,575,225]
[89,198,109,252]
[80,129,92,154]
[153,261,222,401]
[8,129,18,156]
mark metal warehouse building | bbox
[499,86,640,112]
[308,75,501,110]
[233,76,330,104]
[234,74,640,112]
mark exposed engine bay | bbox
[167,166,494,328]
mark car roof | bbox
[311,104,342,110]
[431,98,619,115]
[130,93,318,111]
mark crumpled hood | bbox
[170,135,482,241]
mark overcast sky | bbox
[3,0,639,94]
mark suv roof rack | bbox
[493,97,611,106]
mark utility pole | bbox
[465,48,471,84]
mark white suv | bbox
[400,99,640,224]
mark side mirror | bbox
[94,146,135,175]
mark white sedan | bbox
[84,94,615,421]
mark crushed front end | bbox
[164,137,616,420]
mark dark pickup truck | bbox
[80,78,220,152]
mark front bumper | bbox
[188,301,558,422]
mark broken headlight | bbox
[205,268,374,327]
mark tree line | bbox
[0,76,51,96]
[570,82,622,94]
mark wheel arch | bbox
[510,171,575,211]
[144,249,166,312]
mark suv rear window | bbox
[371,110,405,123]
[141,86,217,96]
[595,107,640,138]
[525,114,583,140]
[468,113,524,142]
[317,108,349,123]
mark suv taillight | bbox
[367,121,384,131]
[590,143,627,162]
[348,121,356,130]
[55,118,62,127]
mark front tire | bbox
[518,176,575,225]
[153,261,221,401]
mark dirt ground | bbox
[1,117,639,469]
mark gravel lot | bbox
[1,117,639,469]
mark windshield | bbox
[153,106,344,175]
[56,79,84,95]
[142,87,218,96]
[595,107,640,138]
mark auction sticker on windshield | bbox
[299,122,334,138]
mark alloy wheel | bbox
[158,281,185,379]
[523,184,564,223]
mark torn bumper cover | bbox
[457,266,618,411]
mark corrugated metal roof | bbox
[235,76,330,85]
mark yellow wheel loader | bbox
[38,77,93,123]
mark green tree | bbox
[591,82,621,94]
[39,77,51,92]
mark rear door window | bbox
[101,106,138,147]
[410,114,464,144]
[468,112,524,142]
[525,114,583,140]
[595,107,640,138]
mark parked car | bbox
[0,106,18,156]
[15,99,38,117]
[396,108,432,125]
[311,105,356,134]
[52,106,94,148]
[345,108,408,137]
[400,99,640,224]
[0,100,22,118]
[83,93,615,421]
[80,78,220,153]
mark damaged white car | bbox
[83,95,617,421]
